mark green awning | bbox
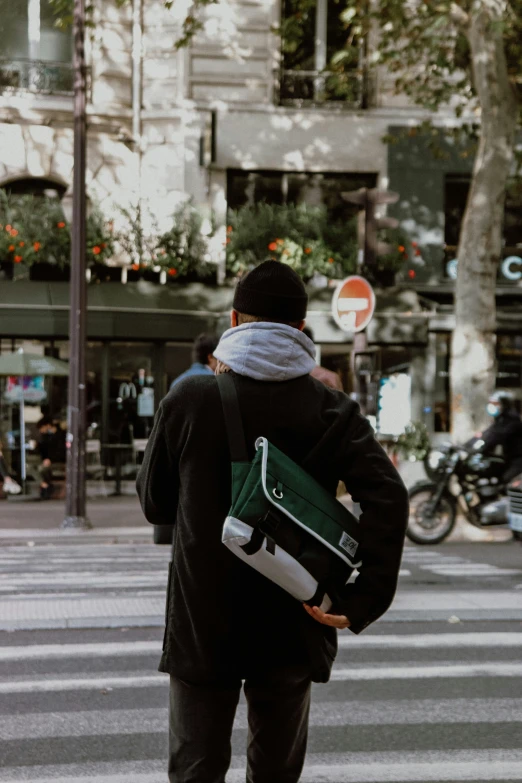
[0,281,429,345]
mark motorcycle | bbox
[508,474,522,542]
[407,442,507,545]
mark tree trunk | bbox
[450,0,518,442]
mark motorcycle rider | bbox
[479,392,522,483]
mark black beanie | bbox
[233,260,308,322]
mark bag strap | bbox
[216,373,250,463]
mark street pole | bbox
[62,0,91,530]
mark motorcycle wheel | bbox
[513,531,522,542]
[406,481,457,545]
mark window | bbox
[444,175,522,279]
[497,335,522,392]
[279,0,364,106]
[227,170,377,220]
[0,0,73,95]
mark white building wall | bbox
[0,0,427,251]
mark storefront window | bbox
[433,333,450,433]
[108,343,156,441]
[165,342,194,390]
[0,339,66,475]
[497,335,522,396]
[227,170,377,220]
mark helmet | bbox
[487,391,514,416]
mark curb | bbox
[2,608,522,632]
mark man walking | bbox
[169,332,218,390]
[137,260,408,783]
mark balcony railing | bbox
[275,68,373,109]
[0,58,76,96]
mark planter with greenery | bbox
[155,202,216,283]
[0,193,115,279]
[225,203,410,284]
[226,203,357,281]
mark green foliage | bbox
[117,204,159,271]
[0,192,114,268]
[155,202,215,280]
[226,203,358,280]
[394,421,431,462]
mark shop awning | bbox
[0,281,235,341]
[0,281,430,344]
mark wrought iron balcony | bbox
[275,67,373,109]
[0,58,75,96]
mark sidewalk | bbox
[1,590,521,631]
[0,458,512,543]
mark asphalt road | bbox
[0,537,520,781]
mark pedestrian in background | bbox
[302,326,344,391]
[137,260,408,783]
[481,391,522,482]
[36,417,66,500]
[0,439,21,496]
[169,333,218,390]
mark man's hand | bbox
[42,459,51,467]
[303,604,351,629]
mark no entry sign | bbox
[332,275,375,333]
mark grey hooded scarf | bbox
[213,322,317,382]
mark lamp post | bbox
[62,0,91,530]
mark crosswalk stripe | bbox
[2,661,521,693]
[2,698,521,740]
[1,758,521,783]
[2,631,521,662]
[0,641,160,660]
[228,761,522,782]
[329,662,522,680]
[338,631,522,649]
[0,675,166,693]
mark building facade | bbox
[0,0,521,454]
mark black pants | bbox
[169,666,312,783]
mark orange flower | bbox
[10,229,18,237]
[304,247,312,255]
[19,241,25,247]
[276,238,284,245]
[57,221,66,229]
[33,241,41,251]
[408,269,416,279]
[398,245,405,253]
[168,268,177,277]
[101,242,106,249]
[5,224,11,232]
[226,226,233,234]
[268,241,278,251]
[415,248,421,256]
[92,246,101,255]
[131,263,140,271]
[8,244,15,252]
[328,257,334,264]
[282,249,290,256]
[161,249,166,255]
[14,255,23,263]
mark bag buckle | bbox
[260,509,281,536]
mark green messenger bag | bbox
[217,372,362,612]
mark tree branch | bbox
[450,2,470,26]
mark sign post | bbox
[339,187,400,416]
[332,275,377,414]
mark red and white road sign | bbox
[332,275,375,333]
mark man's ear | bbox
[297,320,306,332]
[231,310,239,327]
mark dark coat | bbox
[482,412,522,465]
[137,372,408,684]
